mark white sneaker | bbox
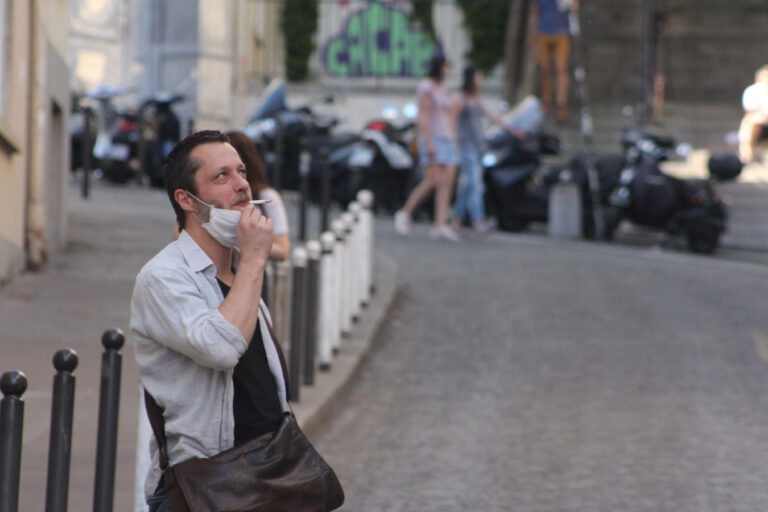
[394,210,411,235]
[429,226,461,242]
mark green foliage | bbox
[280,0,319,82]
[456,0,511,74]
[411,0,436,41]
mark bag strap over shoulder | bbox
[144,389,171,471]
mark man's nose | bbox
[234,172,250,193]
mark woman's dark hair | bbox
[462,65,478,95]
[225,131,269,196]
[164,130,230,230]
[427,54,447,82]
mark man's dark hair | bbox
[164,130,230,230]
[426,54,447,82]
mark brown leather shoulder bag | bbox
[144,390,345,512]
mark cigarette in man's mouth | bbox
[249,199,273,205]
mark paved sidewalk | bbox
[0,180,398,511]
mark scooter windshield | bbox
[249,80,287,122]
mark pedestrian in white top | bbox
[738,65,768,164]
[130,130,289,511]
[227,130,290,261]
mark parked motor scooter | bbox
[340,104,418,212]
[482,97,563,231]
[77,85,141,184]
[244,80,359,195]
[139,91,184,188]
[595,121,742,254]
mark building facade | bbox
[0,0,70,285]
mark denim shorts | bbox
[419,137,458,167]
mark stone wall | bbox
[580,0,768,105]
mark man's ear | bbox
[175,189,196,214]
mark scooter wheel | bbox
[498,217,529,232]
[687,232,719,254]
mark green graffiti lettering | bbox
[325,38,349,76]
[323,2,439,78]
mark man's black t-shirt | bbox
[217,279,283,445]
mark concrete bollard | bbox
[304,240,322,386]
[0,370,27,512]
[548,181,583,239]
[348,202,363,321]
[93,328,125,512]
[133,389,151,512]
[340,213,356,335]
[318,232,336,371]
[332,219,348,344]
[46,349,79,512]
[356,190,374,305]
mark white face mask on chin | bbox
[188,193,241,248]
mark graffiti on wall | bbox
[323,2,441,78]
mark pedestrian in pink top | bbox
[394,55,461,241]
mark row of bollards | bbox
[286,188,375,402]
[0,329,126,512]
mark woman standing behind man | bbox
[451,65,523,233]
[226,131,291,262]
[394,55,461,241]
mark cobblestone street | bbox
[315,224,768,511]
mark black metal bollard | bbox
[298,137,310,242]
[81,106,93,199]
[92,329,124,512]
[303,241,322,386]
[320,147,331,233]
[289,248,308,402]
[0,370,28,512]
[46,349,79,512]
[273,117,284,191]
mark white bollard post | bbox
[133,388,150,512]
[318,231,336,370]
[548,181,583,239]
[331,218,348,345]
[356,190,374,307]
[340,212,356,332]
[348,202,363,321]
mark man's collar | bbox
[177,229,215,273]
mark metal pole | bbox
[320,147,331,233]
[298,138,310,241]
[46,349,79,512]
[81,107,92,199]
[304,240,322,386]
[318,231,336,371]
[93,329,125,512]
[568,5,606,240]
[273,117,284,192]
[273,260,291,347]
[289,247,308,402]
[0,370,27,512]
[640,0,650,128]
